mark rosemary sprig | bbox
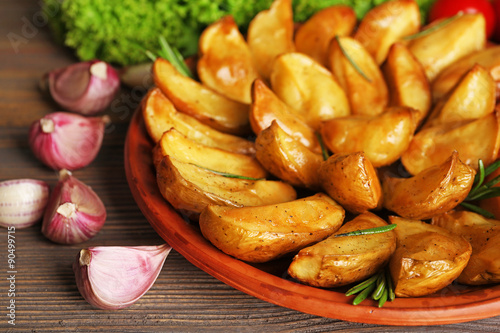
[335,35,372,83]
[335,224,397,238]
[145,36,194,79]
[194,164,265,181]
[461,159,500,218]
[345,268,395,307]
[316,133,330,161]
[403,13,462,41]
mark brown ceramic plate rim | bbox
[124,109,500,326]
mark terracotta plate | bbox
[124,109,500,326]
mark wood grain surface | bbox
[1,1,500,332]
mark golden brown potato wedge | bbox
[408,14,486,82]
[432,46,500,102]
[255,121,323,189]
[142,88,255,154]
[354,0,420,65]
[319,152,382,214]
[382,152,475,220]
[270,52,350,130]
[294,5,356,67]
[328,36,389,116]
[401,111,500,175]
[152,128,267,180]
[153,58,250,135]
[199,193,345,263]
[432,210,500,285]
[156,155,296,219]
[320,107,417,167]
[288,212,396,288]
[247,0,295,80]
[250,79,321,154]
[389,216,472,298]
[423,64,496,129]
[382,43,431,126]
[197,16,259,104]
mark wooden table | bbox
[2,1,500,332]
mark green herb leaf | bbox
[460,202,495,219]
[403,14,462,41]
[144,36,194,79]
[346,269,395,307]
[194,164,265,181]
[345,274,379,296]
[335,224,397,238]
[335,35,372,83]
[461,159,500,217]
[316,133,330,161]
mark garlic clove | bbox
[0,179,50,229]
[73,244,172,310]
[42,170,106,244]
[41,60,120,115]
[29,112,108,170]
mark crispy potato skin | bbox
[389,216,472,298]
[288,212,396,288]
[199,193,345,263]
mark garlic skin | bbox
[29,112,108,170]
[73,244,172,310]
[42,60,120,115]
[0,179,50,229]
[42,170,106,244]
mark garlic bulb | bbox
[41,60,120,115]
[0,179,49,228]
[42,170,106,244]
[73,244,172,310]
[29,112,108,170]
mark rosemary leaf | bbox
[471,159,486,194]
[345,274,379,296]
[484,159,500,178]
[335,35,372,83]
[460,202,495,219]
[372,272,386,301]
[403,14,462,41]
[353,282,376,306]
[385,269,395,302]
[193,164,265,181]
[335,224,397,238]
[158,36,194,78]
[316,133,329,161]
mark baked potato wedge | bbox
[328,36,389,116]
[408,14,486,81]
[156,155,296,219]
[250,79,321,154]
[401,111,500,175]
[288,212,396,288]
[197,16,259,104]
[382,152,475,220]
[382,43,431,126]
[247,0,295,80]
[255,120,323,189]
[153,58,250,135]
[199,193,345,263]
[354,0,420,65]
[423,64,496,129]
[142,88,255,154]
[152,129,267,180]
[432,46,500,102]
[270,52,350,130]
[389,216,471,297]
[320,106,417,167]
[319,152,382,214]
[294,5,356,67]
[432,210,500,285]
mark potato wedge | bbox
[197,16,259,104]
[255,120,323,189]
[152,128,267,180]
[382,152,475,220]
[389,216,472,298]
[432,210,500,285]
[382,43,431,126]
[142,88,255,154]
[153,58,250,135]
[328,36,389,116]
[319,152,382,214]
[408,14,486,81]
[432,46,500,102]
[156,155,296,219]
[423,64,496,129]
[270,52,350,130]
[401,111,500,175]
[250,79,321,154]
[199,193,345,263]
[288,212,396,288]
[354,0,420,65]
[320,107,417,167]
[247,0,295,80]
[294,5,356,67]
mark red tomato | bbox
[429,0,496,39]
